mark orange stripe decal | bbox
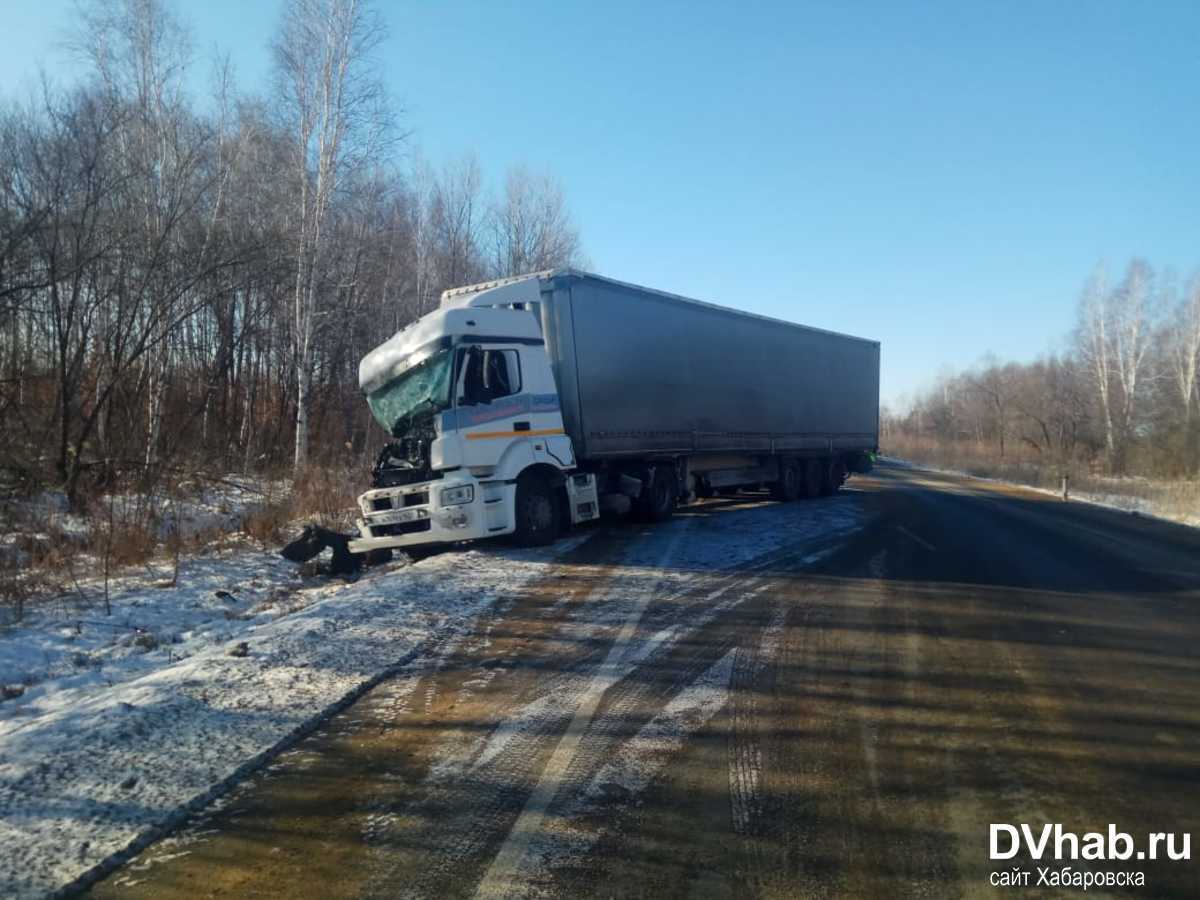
[465,428,566,441]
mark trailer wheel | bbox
[513,472,560,546]
[802,459,824,498]
[823,457,847,496]
[771,462,802,502]
[637,467,677,522]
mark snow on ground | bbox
[1,488,871,898]
[884,457,1200,528]
[0,535,567,899]
[2,475,287,553]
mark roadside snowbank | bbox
[0,537,566,898]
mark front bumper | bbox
[348,477,514,553]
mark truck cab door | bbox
[450,345,572,473]
[452,347,528,468]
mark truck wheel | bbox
[821,457,846,496]
[513,473,560,546]
[802,459,824,498]
[637,467,677,522]
[771,462,802,502]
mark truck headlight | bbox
[440,485,474,506]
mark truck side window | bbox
[459,348,521,405]
[483,349,521,399]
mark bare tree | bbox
[429,153,486,288]
[273,0,392,471]
[1075,260,1158,471]
[1111,261,1155,460]
[1012,355,1089,471]
[1167,273,1200,424]
[969,356,1016,457]
[1076,263,1116,463]
[488,165,582,277]
[0,0,590,495]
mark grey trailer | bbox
[538,271,879,462]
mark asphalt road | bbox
[92,463,1200,898]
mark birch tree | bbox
[1110,260,1155,466]
[1167,273,1200,424]
[273,0,391,471]
[1076,264,1116,464]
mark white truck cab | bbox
[349,277,599,553]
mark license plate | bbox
[372,507,423,526]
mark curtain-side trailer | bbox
[349,270,879,552]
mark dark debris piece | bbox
[280,524,363,577]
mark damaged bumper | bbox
[348,476,515,553]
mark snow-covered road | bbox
[0,537,577,898]
[74,489,871,899]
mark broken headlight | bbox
[440,485,474,507]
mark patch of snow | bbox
[0,537,563,899]
[522,650,735,878]
[583,649,734,802]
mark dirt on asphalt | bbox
[91,466,1200,898]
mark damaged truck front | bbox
[350,287,600,554]
[344,269,880,557]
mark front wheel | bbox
[513,473,560,546]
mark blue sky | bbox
[4,0,1199,408]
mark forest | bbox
[0,0,584,512]
[886,259,1200,519]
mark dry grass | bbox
[242,464,360,544]
[288,465,361,529]
[1,464,370,622]
[885,435,1200,525]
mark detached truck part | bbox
[348,270,879,554]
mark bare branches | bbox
[273,0,394,472]
[0,0,588,498]
[1167,274,1200,424]
[896,258,1198,478]
[488,165,583,277]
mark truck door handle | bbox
[514,421,530,432]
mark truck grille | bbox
[371,491,430,512]
[373,519,432,538]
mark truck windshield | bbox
[366,349,454,435]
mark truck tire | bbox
[771,462,802,502]
[637,467,677,522]
[513,472,560,546]
[823,457,847,496]
[802,459,824,499]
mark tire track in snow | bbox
[730,604,788,837]
[473,526,691,899]
[509,650,738,892]
[475,532,859,897]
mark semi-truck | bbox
[347,269,880,554]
